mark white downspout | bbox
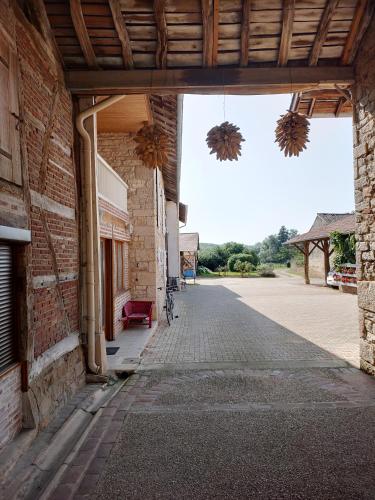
[76,95,125,373]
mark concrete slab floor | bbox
[105,322,157,371]
[44,275,374,500]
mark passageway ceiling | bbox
[39,0,374,109]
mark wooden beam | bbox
[202,0,214,67]
[154,0,168,69]
[27,0,65,74]
[304,241,310,285]
[70,0,98,68]
[108,0,133,69]
[290,92,301,112]
[212,0,219,67]
[278,0,295,67]
[65,66,355,95]
[322,239,330,284]
[309,0,340,66]
[308,97,316,117]
[341,0,375,65]
[335,96,346,117]
[292,243,305,255]
[240,0,251,67]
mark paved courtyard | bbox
[143,273,359,368]
[46,275,375,500]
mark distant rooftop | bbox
[180,232,199,252]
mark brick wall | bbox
[353,15,375,375]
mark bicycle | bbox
[158,286,175,325]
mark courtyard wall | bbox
[353,15,375,375]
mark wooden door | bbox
[100,239,113,341]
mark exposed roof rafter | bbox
[341,0,375,65]
[154,0,168,69]
[201,0,214,67]
[240,0,251,67]
[309,0,340,66]
[108,0,133,69]
[69,0,98,68]
[278,0,295,67]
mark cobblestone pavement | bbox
[45,275,375,500]
[143,274,359,367]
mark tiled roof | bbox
[286,214,355,245]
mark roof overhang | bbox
[179,203,188,225]
[290,88,352,118]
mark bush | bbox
[227,252,258,272]
[233,260,253,277]
[257,264,276,277]
[197,265,214,276]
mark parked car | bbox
[326,271,340,288]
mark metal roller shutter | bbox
[0,244,15,371]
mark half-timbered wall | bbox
[353,15,375,375]
[0,2,84,447]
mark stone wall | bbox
[353,15,375,375]
[155,168,167,319]
[0,366,22,449]
[98,134,161,318]
[0,3,85,446]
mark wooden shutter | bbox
[0,244,16,372]
[0,37,21,186]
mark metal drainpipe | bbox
[76,95,126,373]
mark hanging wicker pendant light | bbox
[275,111,310,157]
[206,121,245,162]
[133,123,170,169]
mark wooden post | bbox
[323,239,330,285]
[304,241,310,284]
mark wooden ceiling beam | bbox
[26,0,65,74]
[341,0,375,65]
[308,97,316,117]
[240,0,251,67]
[335,96,346,117]
[69,0,98,68]
[201,0,214,67]
[309,0,340,66]
[278,0,295,67]
[154,0,168,69]
[108,0,133,69]
[65,66,355,95]
[212,0,219,67]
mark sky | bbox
[179,94,354,246]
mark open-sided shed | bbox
[285,213,355,284]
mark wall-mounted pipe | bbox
[76,95,125,373]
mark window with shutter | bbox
[0,37,21,186]
[0,244,16,372]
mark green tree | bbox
[198,246,226,270]
[221,242,247,259]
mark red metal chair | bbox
[122,301,153,329]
